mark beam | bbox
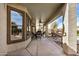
[44,3,65,25]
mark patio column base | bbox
[63,43,77,56]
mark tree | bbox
[53,22,58,33]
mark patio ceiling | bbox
[21,3,64,25]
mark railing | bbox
[51,32,63,47]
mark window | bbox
[11,10,23,40]
[7,6,25,44]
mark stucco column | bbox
[0,3,7,55]
[45,24,48,36]
[30,21,33,33]
[63,3,77,55]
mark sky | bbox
[11,10,22,25]
[11,10,22,29]
[77,3,79,26]
[56,16,63,29]
[48,16,63,29]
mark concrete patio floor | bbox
[7,37,66,56]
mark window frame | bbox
[7,5,25,44]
